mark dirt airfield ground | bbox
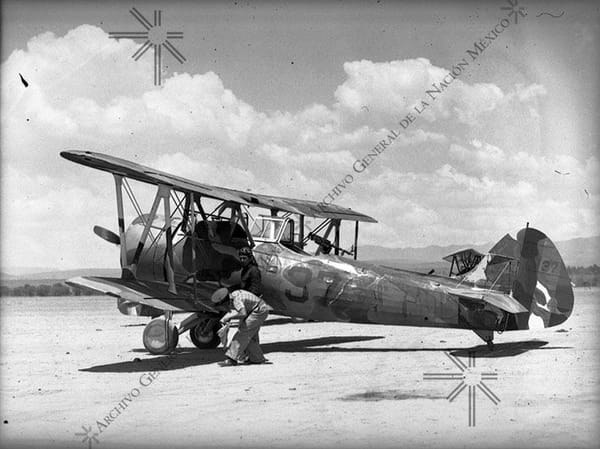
[1,288,598,449]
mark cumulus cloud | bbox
[332,58,532,128]
[1,164,119,268]
[1,25,596,268]
[351,152,598,248]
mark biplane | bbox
[61,150,574,354]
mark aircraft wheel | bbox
[143,317,179,355]
[189,318,221,349]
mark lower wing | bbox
[65,276,220,315]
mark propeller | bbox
[93,225,120,245]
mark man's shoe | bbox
[245,359,269,365]
[218,358,238,367]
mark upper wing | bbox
[60,150,377,223]
[66,276,221,314]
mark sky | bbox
[1,0,599,270]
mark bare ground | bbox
[1,288,598,449]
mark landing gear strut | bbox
[473,329,494,351]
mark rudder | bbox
[512,227,574,329]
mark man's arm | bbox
[220,296,246,324]
[220,309,245,323]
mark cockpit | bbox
[249,215,353,257]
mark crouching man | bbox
[211,287,270,366]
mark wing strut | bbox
[188,192,198,300]
[131,185,165,267]
[232,204,254,248]
[298,215,305,249]
[114,175,129,271]
[163,185,177,295]
[117,182,177,294]
[334,219,340,255]
[353,221,359,260]
[315,220,336,256]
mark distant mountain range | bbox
[554,236,600,267]
[1,268,121,284]
[360,235,599,268]
[1,235,597,283]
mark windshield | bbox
[250,217,287,242]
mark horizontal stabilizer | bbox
[447,287,529,314]
[443,248,484,277]
[442,248,484,263]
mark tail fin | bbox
[463,233,520,292]
[512,227,574,329]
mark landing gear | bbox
[142,312,222,353]
[189,317,221,349]
[177,313,222,349]
[473,329,494,351]
[143,314,179,355]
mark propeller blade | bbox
[93,225,120,245]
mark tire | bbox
[189,318,221,349]
[143,317,179,355]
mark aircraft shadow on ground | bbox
[79,336,569,373]
[262,317,304,326]
[264,337,565,358]
[450,339,571,358]
[79,348,224,373]
[79,336,383,373]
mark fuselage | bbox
[123,216,520,333]
[252,242,502,331]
